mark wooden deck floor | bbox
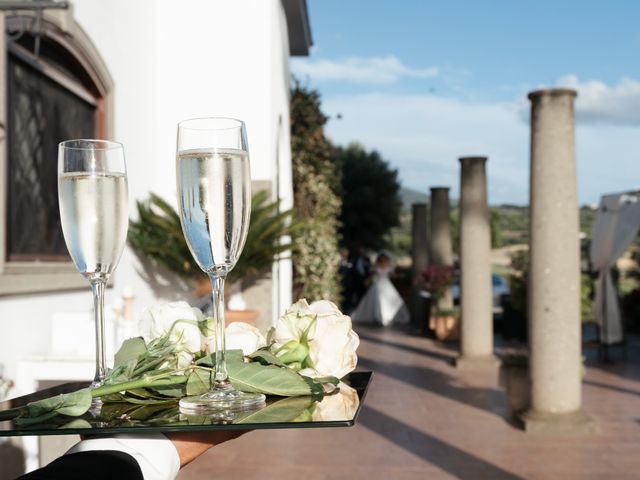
[179,326,640,480]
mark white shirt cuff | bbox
[65,433,180,480]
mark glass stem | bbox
[210,274,228,384]
[90,279,107,385]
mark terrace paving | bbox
[179,325,640,480]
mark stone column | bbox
[411,203,429,331]
[455,157,498,369]
[522,88,595,433]
[429,187,453,312]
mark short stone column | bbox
[411,203,429,331]
[522,88,595,433]
[429,187,454,312]
[455,157,498,369]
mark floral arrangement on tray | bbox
[0,299,360,425]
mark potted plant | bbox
[128,190,299,324]
[422,264,458,341]
[499,351,530,417]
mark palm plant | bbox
[128,190,299,290]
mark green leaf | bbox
[127,404,179,421]
[301,376,325,401]
[227,362,311,397]
[314,376,340,386]
[99,402,140,421]
[16,411,59,426]
[292,408,314,422]
[26,388,92,418]
[196,349,244,367]
[101,393,176,406]
[195,354,213,367]
[186,369,211,396]
[114,337,148,369]
[266,327,275,345]
[60,419,92,429]
[225,349,245,364]
[235,396,314,424]
[151,385,185,398]
[248,349,287,367]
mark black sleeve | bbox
[17,450,143,480]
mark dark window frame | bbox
[0,12,113,296]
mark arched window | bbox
[0,9,113,294]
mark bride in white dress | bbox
[350,252,410,326]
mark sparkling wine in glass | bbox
[176,117,265,413]
[58,140,128,394]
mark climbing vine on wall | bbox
[290,82,341,301]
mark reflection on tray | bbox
[0,372,371,436]
[180,382,360,425]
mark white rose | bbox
[222,322,267,356]
[273,299,359,379]
[311,382,359,421]
[138,301,204,354]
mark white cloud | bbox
[291,55,438,84]
[556,75,640,126]
[322,92,640,205]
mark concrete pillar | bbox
[455,157,498,369]
[429,187,453,312]
[411,203,429,331]
[522,88,595,433]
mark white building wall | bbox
[0,0,294,382]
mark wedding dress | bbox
[350,265,410,326]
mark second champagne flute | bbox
[176,117,265,412]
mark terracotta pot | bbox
[194,278,237,304]
[431,314,459,342]
[194,277,212,297]
[225,309,259,326]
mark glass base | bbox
[89,379,103,408]
[179,382,266,414]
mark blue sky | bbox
[292,0,640,205]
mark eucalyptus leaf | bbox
[186,369,211,396]
[235,396,314,424]
[105,363,135,385]
[60,419,92,429]
[114,337,148,369]
[227,362,311,397]
[15,411,59,426]
[26,388,92,418]
[248,349,287,367]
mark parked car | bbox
[451,273,510,314]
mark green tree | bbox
[290,82,341,301]
[451,206,504,252]
[335,143,401,252]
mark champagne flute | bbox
[58,140,128,394]
[176,117,265,412]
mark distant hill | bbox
[400,187,429,213]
